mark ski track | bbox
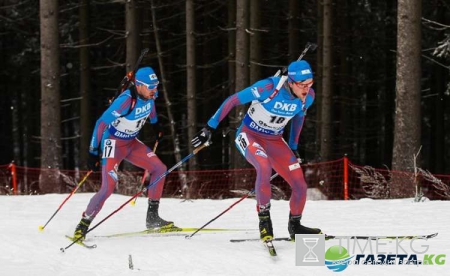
[1,194,449,276]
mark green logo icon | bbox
[325,245,353,272]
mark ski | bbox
[230,232,438,243]
[231,237,291,243]
[263,240,277,256]
[64,235,97,249]
[325,232,439,240]
[96,227,254,238]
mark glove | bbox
[87,153,101,172]
[191,126,212,148]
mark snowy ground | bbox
[1,193,449,276]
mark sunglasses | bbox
[288,77,314,89]
[136,79,159,90]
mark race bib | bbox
[102,139,116,158]
[235,133,249,153]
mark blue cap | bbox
[287,60,313,82]
[135,67,159,85]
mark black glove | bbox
[191,126,213,148]
[87,153,101,172]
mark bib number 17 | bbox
[102,139,116,158]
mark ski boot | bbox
[288,213,322,241]
[73,213,92,241]
[258,204,273,241]
[146,200,176,231]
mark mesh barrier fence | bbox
[1,159,449,200]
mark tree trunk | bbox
[315,0,324,161]
[392,0,422,197]
[79,0,91,170]
[126,0,139,73]
[123,0,140,171]
[337,0,351,159]
[225,0,236,169]
[149,0,188,197]
[320,0,333,161]
[39,0,62,193]
[288,0,300,62]
[233,0,249,173]
[249,0,261,84]
[186,0,197,170]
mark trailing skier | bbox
[72,66,174,241]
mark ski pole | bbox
[39,170,94,231]
[130,170,148,206]
[61,142,210,252]
[185,172,280,239]
[131,134,161,206]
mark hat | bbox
[287,60,313,82]
[135,67,159,85]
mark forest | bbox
[0,0,449,194]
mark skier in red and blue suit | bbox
[73,67,175,241]
[192,60,322,241]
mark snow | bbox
[1,194,449,275]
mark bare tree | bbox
[224,0,236,168]
[288,0,300,62]
[233,0,249,172]
[249,0,261,84]
[320,0,333,161]
[392,0,422,197]
[227,0,236,98]
[149,0,188,197]
[315,0,324,159]
[79,0,91,170]
[39,0,62,193]
[121,0,140,172]
[125,0,139,73]
[186,0,197,170]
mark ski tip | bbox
[324,232,439,240]
[65,235,76,241]
[65,235,97,249]
[263,240,278,256]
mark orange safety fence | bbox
[0,158,449,200]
